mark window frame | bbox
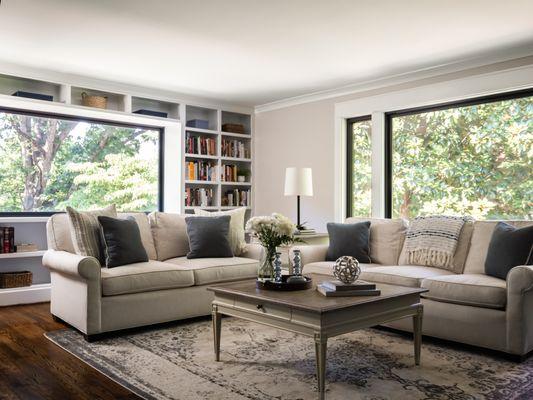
[345,115,372,218]
[0,106,165,217]
[383,87,533,218]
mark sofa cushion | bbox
[101,260,195,296]
[66,205,117,264]
[194,207,247,256]
[149,212,190,261]
[485,222,533,280]
[165,257,258,285]
[121,212,157,260]
[185,215,233,259]
[98,216,149,268]
[326,221,371,263]
[360,265,456,287]
[398,218,474,274]
[464,220,533,274]
[346,217,408,265]
[46,212,157,260]
[421,274,507,310]
[303,262,380,276]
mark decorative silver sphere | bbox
[333,256,361,284]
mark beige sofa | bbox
[297,217,533,358]
[43,212,260,341]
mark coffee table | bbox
[207,274,427,400]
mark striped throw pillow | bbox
[66,205,117,264]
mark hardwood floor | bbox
[0,302,139,400]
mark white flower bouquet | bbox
[246,213,302,281]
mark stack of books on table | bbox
[317,280,381,297]
[297,228,316,235]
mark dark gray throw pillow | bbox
[98,216,149,268]
[485,222,533,280]
[326,221,372,263]
[185,215,233,259]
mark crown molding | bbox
[254,46,533,114]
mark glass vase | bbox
[258,245,276,282]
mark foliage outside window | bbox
[391,94,532,220]
[0,110,160,213]
[347,118,372,217]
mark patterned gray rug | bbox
[45,317,532,400]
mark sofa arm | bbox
[43,250,101,281]
[506,265,533,355]
[241,243,262,260]
[292,244,329,265]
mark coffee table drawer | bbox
[234,298,291,320]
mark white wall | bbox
[253,57,533,232]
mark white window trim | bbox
[0,96,182,214]
[334,63,533,221]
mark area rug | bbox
[45,317,533,400]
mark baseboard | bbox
[0,283,51,306]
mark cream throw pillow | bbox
[194,207,247,256]
[66,205,117,264]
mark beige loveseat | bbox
[43,212,260,340]
[297,217,533,358]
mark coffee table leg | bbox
[413,304,423,366]
[212,304,221,361]
[314,333,327,400]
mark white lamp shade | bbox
[284,167,313,197]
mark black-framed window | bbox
[346,116,372,217]
[385,89,532,220]
[0,107,164,216]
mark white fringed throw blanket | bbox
[404,216,468,269]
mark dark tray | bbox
[256,275,312,291]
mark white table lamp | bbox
[284,167,313,229]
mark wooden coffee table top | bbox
[208,274,428,314]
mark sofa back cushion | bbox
[148,212,190,261]
[47,212,157,260]
[398,218,474,274]
[463,220,533,274]
[345,217,408,265]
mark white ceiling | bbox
[1,0,532,107]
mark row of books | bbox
[222,189,251,207]
[221,139,250,159]
[1,227,15,253]
[184,187,215,207]
[186,161,218,181]
[221,164,244,182]
[185,134,217,156]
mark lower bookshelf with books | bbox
[185,187,216,207]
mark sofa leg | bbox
[83,334,98,343]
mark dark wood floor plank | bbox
[0,303,140,400]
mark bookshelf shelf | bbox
[185,153,219,160]
[185,127,220,136]
[221,132,251,139]
[185,180,219,185]
[221,156,251,162]
[221,182,252,186]
[0,250,46,259]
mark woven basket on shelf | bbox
[81,92,107,109]
[0,271,33,288]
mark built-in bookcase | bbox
[0,72,254,215]
[183,105,253,218]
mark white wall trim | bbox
[335,63,533,221]
[0,283,51,306]
[0,95,183,213]
[255,50,533,113]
